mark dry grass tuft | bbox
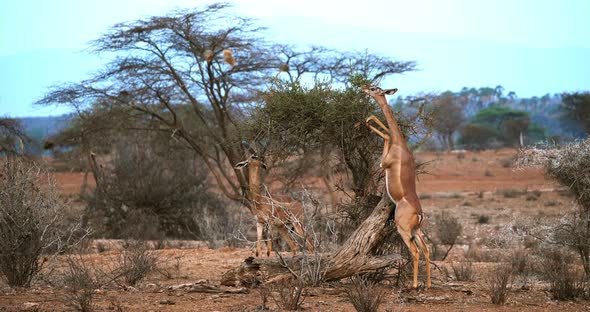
[344,275,386,312]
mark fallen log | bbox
[168,280,248,294]
[221,195,404,286]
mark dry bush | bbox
[270,278,306,310]
[112,240,159,287]
[297,190,339,286]
[488,264,512,305]
[85,134,226,241]
[464,244,496,262]
[63,256,101,312]
[477,215,490,224]
[496,188,524,198]
[155,255,183,280]
[432,212,462,260]
[452,261,474,281]
[509,248,531,286]
[517,140,590,277]
[537,247,588,300]
[297,253,329,287]
[0,157,87,288]
[498,157,514,168]
[344,275,386,312]
[257,285,271,311]
[266,190,337,287]
[0,118,29,156]
[335,195,382,244]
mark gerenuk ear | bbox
[383,88,398,95]
[234,160,249,169]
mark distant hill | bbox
[18,115,72,154]
[20,115,71,138]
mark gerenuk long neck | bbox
[374,95,405,146]
[248,164,264,205]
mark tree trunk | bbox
[221,195,402,285]
[323,196,399,280]
[447,134,455,151]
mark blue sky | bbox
[1,0,589,117]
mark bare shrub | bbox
[464,244,496,262]
[85,133,226,241]
[344,275,386,312]
[537,247,588,300]
[496,188,524,198]
[477,215,490,224]
[257,285,270,311]
[270,278,305,310]
[517,140,590,277]
[452,261,474,281]
[63,256,101,312]
[264,189,337,287]
[432,212,462,261]
[447,192,462,199]
[297,190,339,286]
[0,118,29,156]
[509,249,531,286]
[335,195,382,244]
[0,157,87,288]
[488,264,512,305]
[526,190,542,201]
[107,299,125,312]
[498,157,514,168]
[112,240,159,287]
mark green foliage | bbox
[460,105,544,148]
[248,79,381,193]
[561,92,590,135]
[430,93,464,150]
[250,80,337,155]
[458,123,501,149]
[472,106,529,128]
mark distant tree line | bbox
[408,86,589,151]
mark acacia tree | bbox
[431,92,464,151]
[39,3,281,204]
[460,106,533,148]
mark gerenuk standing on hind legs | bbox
[362,85,431,289]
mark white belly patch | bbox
[385,171,396,203]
